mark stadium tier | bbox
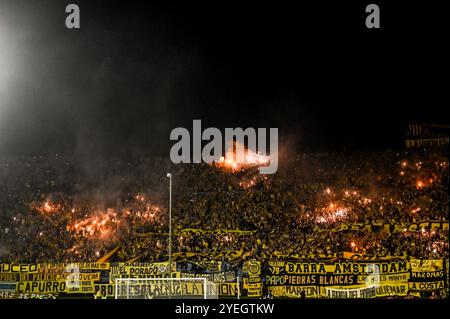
[0,147,448,299]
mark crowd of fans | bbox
[0,146,448,265]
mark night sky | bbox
[0,0,447,156]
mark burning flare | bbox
[216,142,270,171]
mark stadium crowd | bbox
[0,146,448,265]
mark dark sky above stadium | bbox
[0,0,446,155]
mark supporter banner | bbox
[0,291,17,299]
[117,281,205,298]
[246,260,261,277]
[268,283,409,298]
[248,276,261,284]
[94,284,115,298]
[243,260,262,297]
[268,286,324,298]
[0,292,58,299]
[176,260,239,297]
[324,283,408,298]
[0,274,19,282]
[214,283,238,297]
[357,272,409,284]
[109,262,175,283]
[269,260,409,275]
[94,282,238,298]
[16,280,98,294]
[0,264,38,273]
[247,287,263,298]
[1,272,101,282]
[271,252,337,260]
[408,281,445,291]
[410,270,444,281]
[266,274,357,286]
[65,281,96,294]
[317,220,448,233]
[177,228,256,236]
[136,228,256,237]
[37,262,109,272]
[16,281,67,294]
[179,271,237,283]
[0,282,16,292]
[371,283,410,297]
[110,262,174,276]
[410,259,443,272]
[409,259,445,291]
[122,282,237,298]
[2,259,447,298]
[266,260,410,291]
